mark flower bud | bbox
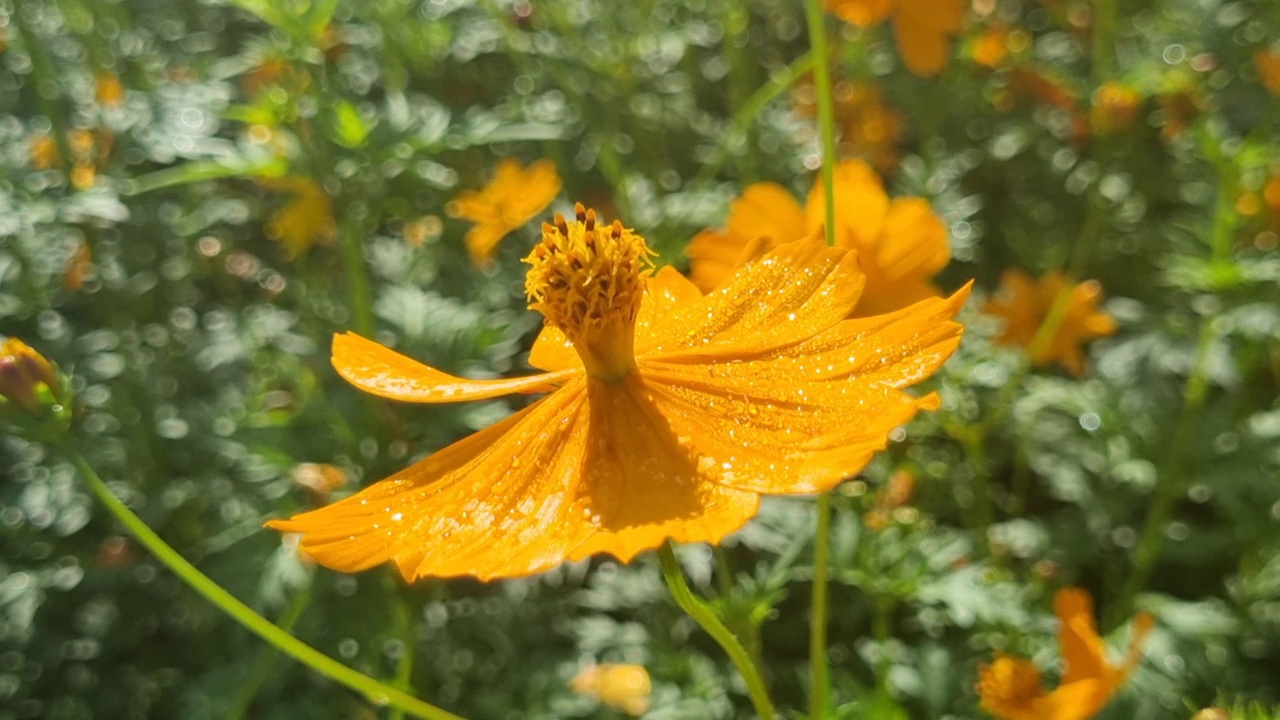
[0,338,72,436]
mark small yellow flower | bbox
[570,664,652,716]
[825,0,967,77]
[687,159,950,316]
[983,269,1117,376]
[95,71,125,108]
[977,588,1153,720]
[1255,48,1280,96]
[260,177,337,259]
[446,158,561,268]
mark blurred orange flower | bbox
[825,0,966,77]
[267,204,968,580]
[570,664,652,716]
[260,177,336,259]
[29,129,113,190]
[447,158,561,268]
[95,71,125,108]
[63,241,94,292]
[795,79,904,172]
[984,269,1117,376]
[1089,82,1141,135]
[977,588,1153,720]
[1255,48,1280,96]
[687,159,950,316]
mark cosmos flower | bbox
[446,158,562,268]
[267,204,968,581]
[260,176,337,259]
[687,159,950,317]
[983,269,1117,376]
[570,664,652,716]
[977,588,1153,720]
[824,0,967,77]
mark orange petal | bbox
[686,229,744,293]
[723,182,808,247]
[269,376,760,580]
[892,0,965,77]
[268,382,596,580]
[687,183,806,292]
[1036,678,1109,720]
[805,159,890,248]
[332,332,575,403]
[824,0,896,26]
[567,377,760,563]
[635,285,970,494]
[646,232,867,362]
[876,197,950,281]
[1055,588,1110,686]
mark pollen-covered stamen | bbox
[524,203,655,382]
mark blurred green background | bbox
[1,0,1279,718]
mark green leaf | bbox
[124,156,288,195]
[329,101,372,149]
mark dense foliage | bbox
[1,0,1279,718]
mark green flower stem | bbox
[388,583,421,720]
[1091,0,1117,82]
[803,1,838,716]
[338,211,376,338]
[658,543,775,719]
[13,6,74,176]
[1111,124,1236,627]
[62,443,464,720]
[223,586,314,720]
[694,50,815,186]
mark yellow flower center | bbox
[977,655,1045,718]
[524,203,653,382]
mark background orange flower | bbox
[688,159,950,316]
[984,269,1117,376]
[825,0,967,76]
[447,158,561,268]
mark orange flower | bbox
[63,241,94,292]
[1089,82,1141,135]
[977,588,1153,720]
[28,129,112,190]
[570,664,652,716]
[825,0,967,77]
[1256,48,1280,96]
[260,177,336,259]
[95,71,125,108]
[984,269,1116,376]
[687,159,950,316]
[447,158,561,268]
[267,204,969,580]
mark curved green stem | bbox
[694,50,815,186]
[658,543,775,719]
[1110,127,1236,627]
[223,586,314,720]
[338,211,376,338]
[804,1,838,716]
[62,443,464,720]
